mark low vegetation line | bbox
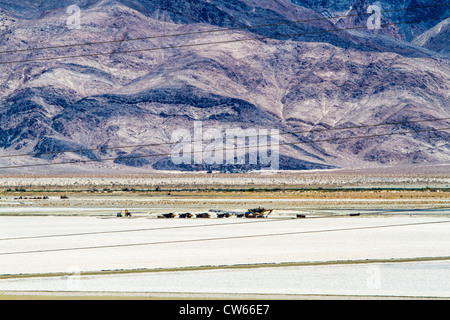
[3,187,450,193]
[2,256,450,280]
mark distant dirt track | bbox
[0,292,444,300]
[2,256,450,280]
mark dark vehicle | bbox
[179,213,193,218]
[217,213,231,218]
[158,213,176,218]
[196,213,210,218]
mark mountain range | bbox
[0,0,448,173]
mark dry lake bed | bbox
[1,207,449,299]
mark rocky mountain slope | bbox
[0,0,448,173]
[290,0,450,41]
[413,17,450,55]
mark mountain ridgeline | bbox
[0,0,448,173]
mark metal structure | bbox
[244,206,273,218]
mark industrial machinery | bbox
[217,212,231,218]
[158,213,176,218]
[195,213,210,218]
[245,206,272,218]
[117,209,132,217]
[179,213,193,218]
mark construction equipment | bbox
[158,213,176,218]
[196,213,210,218]
[217,212,231,218]
[125,209,131,217]
[245,206,272,218]
[179,213,193,218]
